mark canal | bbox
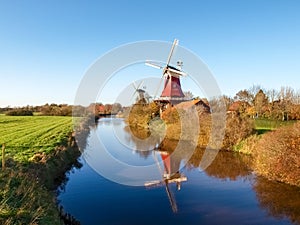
[58,117,300,225]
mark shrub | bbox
[5,109,33,116]
[222,115,254,149]
[233,134,261,155]
[253,121,300,186]
[161,106,179,124]
[196,109,254,150]
[127,102,160,129]
[40,104,72,116]
[162,105,210,143]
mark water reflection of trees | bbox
[159,140,300,224]
[123,126,161,159]
[254,177,300,225]
[185,147,253,180]
[187,147,300,224]
[148,138,253,181]
[74,117,94,152]
[122,125,300,224]
[98,117,123,126]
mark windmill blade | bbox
[130,89,137,101]
[154,75,164,98]
[144,180,164,188]
[145,151,165,188]
[132,81,144,91]
[136,80,144,90]
[166,70,172,77]
[131,81,138,101]
[153,150,164,175]
[145,61,163,69]
[165,181,178,213]
[131,80,145,102]
[167,68,187,76]
[166,39,179,66]
[132,81,137,90]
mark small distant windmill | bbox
[145,39,187,103]
[131,81,147,104]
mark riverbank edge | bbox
[233,122,300,187]
[32,137,82,225]
[127,116,300,188]
[0,116,94,224]
[34,116,95,224]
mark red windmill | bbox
[146,39,187,104]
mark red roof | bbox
[97,105,105,112]
[228,101,250,112]
[176,99,210,112]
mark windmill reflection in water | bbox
[144,149,187,213]
[143,39,189,212]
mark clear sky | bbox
[0,0,299,107]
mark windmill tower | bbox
[146,39,187,105]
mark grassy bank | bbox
[237,121,300,187]
[254,118,295,134]
[0,116,86,224]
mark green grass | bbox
[234,118,297,153]
[0,115,75,224]
[0,116,72,163]
[254,118,295,134]
[0,170,62,224]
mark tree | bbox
[6,108,33,116]
[208,96,230,113]
[293,90,300,105]
[277,86,295,120]
[266,89,278,104]
[234,89,253,105]
[222,95,234,110]
[112,103,123,114]
[248,84,263,101]
[104,104,113,114]
[183,91,194,100]
[254,89,268,118]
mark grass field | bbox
[254,118,295,134]
[0,115,76,224]
[0,116,72,163]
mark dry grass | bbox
[0,169,62,225]
[253,121,300,186]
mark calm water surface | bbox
[58,118,300,225]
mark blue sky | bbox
[0,0,299,106]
